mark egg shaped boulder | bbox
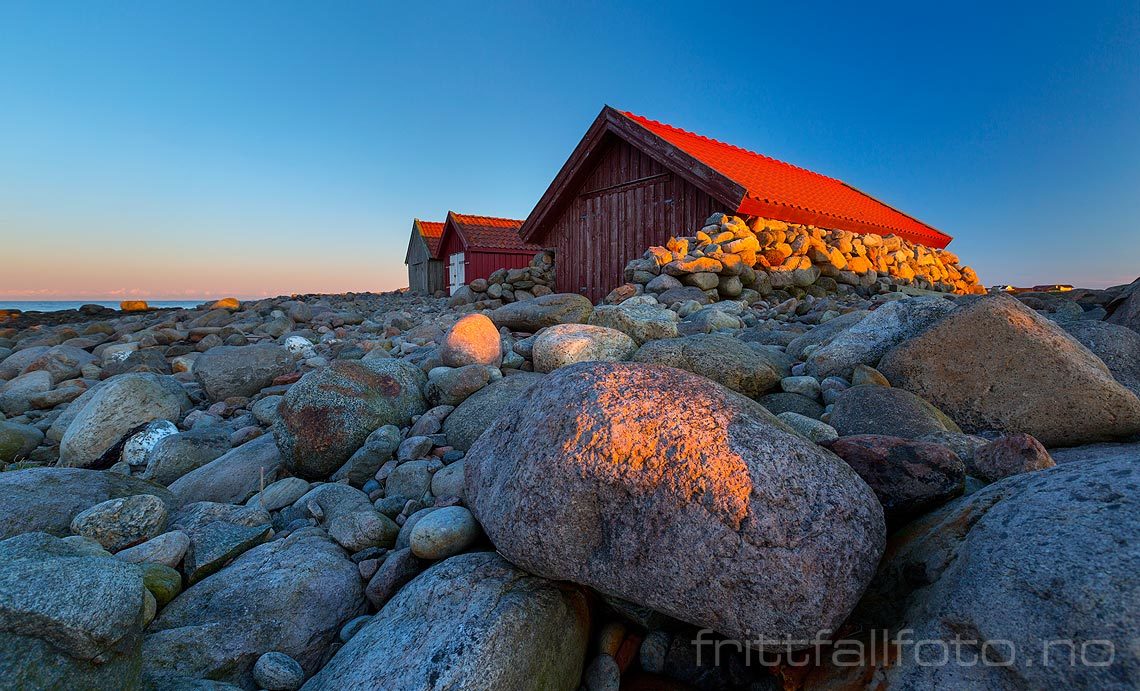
[273,360,426,479]
[465,361,885,644]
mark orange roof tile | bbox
[619,111,951,247]
[448,213,541,252]
[414,219,445,257]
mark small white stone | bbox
[122,420,179,467]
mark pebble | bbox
[408,505,480,559]
[70,494,169,552]
[339,615,373,643]
[780,375,821,400]
[582,653,621,691]
[251,477,311,512]
[639,630,671,673]
[253,651,305,691]
[114,530,190,567]
[777,411,839,443]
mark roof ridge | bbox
[451,212,524,225]
[620,110,847,186]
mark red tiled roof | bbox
[449,213,541,252]
[619,111,951,247]
[414,219,445,257]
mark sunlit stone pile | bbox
[615,213,984,304]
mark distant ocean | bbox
[0,300,208,312]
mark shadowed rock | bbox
[273,359,426,479]
[303,551,589,690]
[829,385,961,439]
[143,531,363,688]
[442,372,544,451]
[879,294,1140,446]
[489,293,593,332]
[1,467,174,540]
[805,450,1140,689]
[824,435,965,527]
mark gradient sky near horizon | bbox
[1,1,1138,300]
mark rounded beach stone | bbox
[408,505,480,559]
[440,313,502,368]
[465,361,885,644]
[70,494,169,552]
[253,651,305,691]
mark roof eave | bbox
[520,105,748,243]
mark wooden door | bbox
[448,252,465,295]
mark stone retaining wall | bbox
[449,250,555,307]
[615,214,984,303]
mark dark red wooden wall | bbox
[539,135,725,302]
[439,230,535,293]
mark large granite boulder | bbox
[0,345,50,380]
[1062,319,1140,396]
[142,426,233,486]
[0,370,52,415]
[442,372,544,451]
[878,294,1140,446]
[302,551,589,690]
[59,373,191,469]
[805,296,956,379]
[532,323,637,373]
[143,532,364,688]
[757,392,825,420]
[70,494,170,553]
[969,432,1055,482]
[829,385,961,439]
[0,533,148,689]
[193,344,293,401]
[489,293,593,332]
[465,362,885,644]
[632,333,781,398]
[806,449,1140,689]
[1106,277,1140,332]
[0,467,175,540]
[273,359,426,479]
[169,502,273,585]
[588,303,680,344]
[1050,440,1140,465]
[824,435,965,527]
[785,309,869,361]
[45,379,110,442]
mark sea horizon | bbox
[0,299,214,312]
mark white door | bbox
[448,253,465,295]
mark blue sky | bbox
[1,0,1137,298]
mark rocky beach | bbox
[2,214,1140,690]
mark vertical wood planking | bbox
[545,136,728,301]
